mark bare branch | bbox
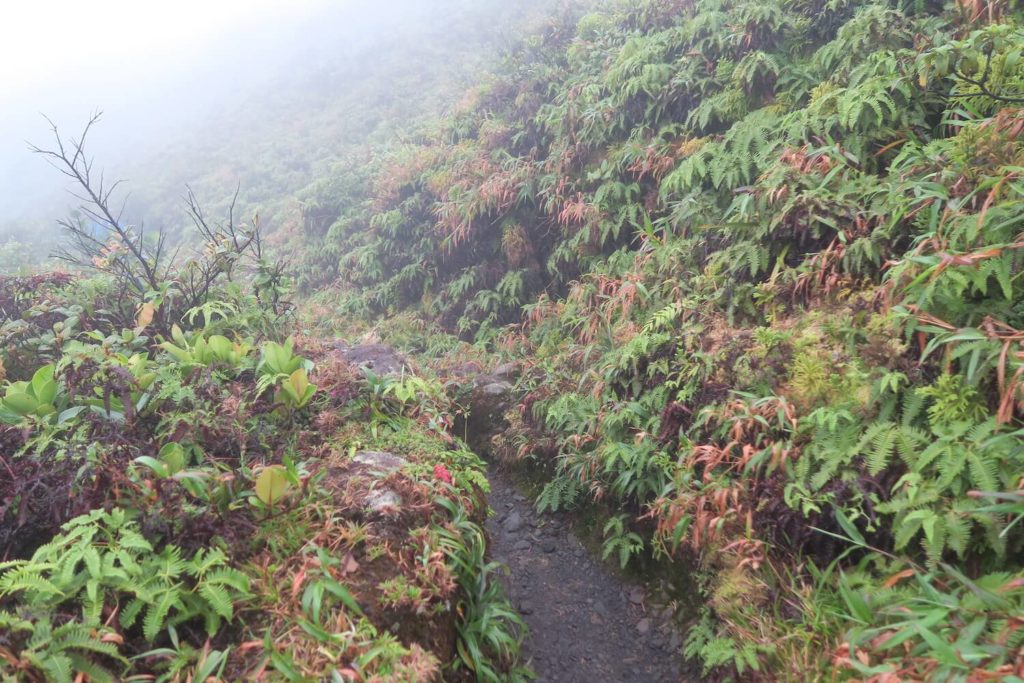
[31,112,162,293]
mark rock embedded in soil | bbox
[492,361,520,380]
[333,342,409,375]
[365,489,401,514]
[502,511,524,532]
[353,450,407,472]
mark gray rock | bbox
[513,539,532,551]
[482,381,513,396]
[366,489,401,514]
[334,343,409,375]
[502,511,524,533]
[541,539,557,553]
[353,450,407,472]
[447,361,485,378]
[637,618,652,635]
[493,362,519,378]
[354,450,405,473]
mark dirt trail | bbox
[485,464,687,682]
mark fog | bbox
[2,1,327,220]
[0,0,537,263]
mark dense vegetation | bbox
[294,0,1024,679]
[4,0,1024,680]
[0,124,523,679]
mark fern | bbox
[601,515,645,569]
[535,475,583,513]
[0,509,250,679]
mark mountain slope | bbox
[304,0,1024,678]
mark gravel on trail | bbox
[485,465,687,682]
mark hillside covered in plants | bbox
[0,122,523,678]
[296,0,1024,678]
[3,0,1024,680]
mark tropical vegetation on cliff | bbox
[3,0,1024,680]
[295,0,1024,678]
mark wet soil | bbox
[485,464,688,682]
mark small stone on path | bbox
[484,464,687,682]
[502,511,524,532]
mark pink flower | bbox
[434,464,453,485]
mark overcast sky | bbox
[0,0,336,221]
[1,1,328,94]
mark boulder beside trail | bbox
[333,342,409,375]
[365,488,402,515]
[457,362,521,456]
[353,450,407,473]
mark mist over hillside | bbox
[4,1,1023,680]
[0,0,557,269]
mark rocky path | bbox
[485,465,687,682]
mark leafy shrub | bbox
[0,364,80,425]
[0,508,249,680]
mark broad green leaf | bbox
[158,443,187,475]
[3,392,39,416]
[255,466,291,507]
[134,456,170,478]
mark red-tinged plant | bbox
[433,464,453,485]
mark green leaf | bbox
[158,443,187,475]
[134,456,169,478]
[199,583,234,622]
[323,578,365,616]
[915,624,964,669]
[143,591,179,642]
[30,365,58,404]
[255,466,291,507]
[83,546,101,579]
[40,653,74,683]
[3,392,39,416]
[833,508,866,546]
[838,573,871,623]
[58,406,85,424]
